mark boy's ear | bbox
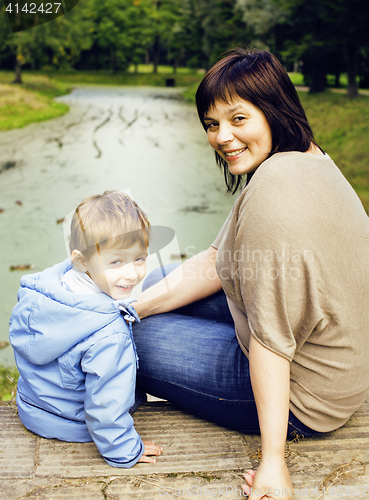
[72,250,88,272]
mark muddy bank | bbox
[0,86,234,365]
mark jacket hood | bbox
[9,259,138,365]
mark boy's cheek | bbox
[137,265,147,283]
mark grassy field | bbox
[288,72,354,88]
[0,365,19,402]
[43,71,202,87]
[0,73,71,131]
[299,91,369,211]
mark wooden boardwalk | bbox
[0,398,368,499]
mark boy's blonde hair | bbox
[69,191,151,260]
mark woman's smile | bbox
[223,147,248,160]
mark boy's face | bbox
[82,242,148,300]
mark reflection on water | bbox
[0,86,234,365]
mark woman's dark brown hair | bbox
[196,49,317,193]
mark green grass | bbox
[40,67,202,88]
[0,365,19,402]
[298,91,369,211]
[288,72,305,86]
[0,72,71,131]
[127,63,200,75]
[288,72,366,89]
[182,80,200,103]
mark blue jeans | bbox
[133,264,319,437]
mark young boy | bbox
[9,191,162,468]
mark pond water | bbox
[0,86,235,366]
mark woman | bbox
[132,49,369,499]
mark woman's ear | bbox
[72,250,88,272]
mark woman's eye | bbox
[205,122,218,130]
[234,116,246,124]
[111,260,122,266]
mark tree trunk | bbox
[153,36,160,74]
[111,51,117,74]
[13,59,22,84]
[334,71,340,88]
[172,56,178,74]
[309,52,327,93]
[345,41,358,98]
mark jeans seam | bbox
[138,374,255,404]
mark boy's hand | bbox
[138,440,163,463]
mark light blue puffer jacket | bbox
[9,259,144,468]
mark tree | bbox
[0,4,17,74]
[201,0,248,67]
[358,47,369,89]
[271,0,369,96]
[91,0,154,72]
[235,0,289,56]
[336,0,369,97]
[1,1,94,82]
[167,0,208,69]
[175,0,248,70]
[146,0,182,73]
[148,0,250,72]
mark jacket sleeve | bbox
[81,329,144,468]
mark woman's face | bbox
[204,97,273,176]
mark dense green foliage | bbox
[1,0,368,94]
[270,0,369,95]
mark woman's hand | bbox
[241,458,293,499]
[138,440,163,463]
